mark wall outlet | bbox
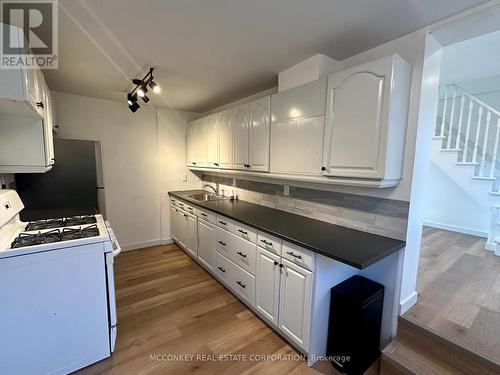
[284,184,290,196]
[181,174,187,182]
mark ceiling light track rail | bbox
[127,67,161,112]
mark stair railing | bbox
[437,83,500,179]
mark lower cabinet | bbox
[186,213,198,259]
[278,259,313,351]
[198,219,216,271]
[255,247,281,325]
[171,198,314,354]
[170,205,178,242]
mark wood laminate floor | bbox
[405,227,500,364]
[76,244,379,375]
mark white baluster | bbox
[480,111,492,176]
[462,100,474,162]
[447,88,457,149]
[455,95,465,149]
[490,118,500,179]
[440,86,448,137]
[473,107,483,164]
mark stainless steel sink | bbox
[188,193,226,202]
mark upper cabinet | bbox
[217,109,233,169]
[0,25,55,173]
[232,103,250,170]
[186,54,411,188]
[249,96,270,171]
[206,114,219,167]
[322,55,411,184]
[270,78,326,176]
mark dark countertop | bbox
[169,190,405,269]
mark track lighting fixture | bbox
[127,67,160,113]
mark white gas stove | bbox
[0,190,120,375]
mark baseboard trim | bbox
[423,221,488,238]
[121,239,163,252]
[399,291,418,315]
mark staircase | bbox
[432,83,500,255]
[380,316,500,374]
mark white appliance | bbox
[0,189,121,375]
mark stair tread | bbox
[382,337,466,375]
[440,148,462,152]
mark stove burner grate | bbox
[11,225,100,249]
[24,215,97,231]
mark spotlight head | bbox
[129,101,140,113]
[141,94,150,103]
[137,85,147,97]
[149,80,160,94]
[127,92,135,106]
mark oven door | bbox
[105,251,117,352]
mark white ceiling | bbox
[44,0,487,112]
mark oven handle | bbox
[105,221,121,257]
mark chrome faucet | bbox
[203,183,218,194]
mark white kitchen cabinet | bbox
[249,96,270,171]
[206,114,219,167]
[170,205,179,242]
[186,120,198,167]
[0,26,55,173]
[195,118,208,167]
[278,259,313,351]
[322,54,411,183]
[270,79,327,176]
[198,218,216,271]
[231,97,271,171]
[255,247,281,325]
[232,103,249,170]
[176,209,188,250]
[186,212,198,259]
[217,109,233,169]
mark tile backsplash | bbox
[202,175,409,240]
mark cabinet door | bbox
[206,114,219,167]
[218,109,233,169]
[255,247,280,325]
[186,121,197,167]
[195,119,208,167]
[186,214,198,259]
[324,71,386,178]
[198,220,215,271]
[249,96,270,171]
[232,104,249,170]
[176,210,188,250]
[278,259,312,351]
[41,83,54,166]
[170,206,178,241]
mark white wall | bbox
[157,107,201,242]
[423,161,489,236]
[53,92,199,250]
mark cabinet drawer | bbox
[215,252,255,306]
[215,227,233,259]
[233,222,257,243]
[196,208,216,224]
[282,242,315,271]
[230,261,255,306]
[214,251,232,285]
[216,227,256,275]
[257,231,282,255]
[217,215,234,231]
